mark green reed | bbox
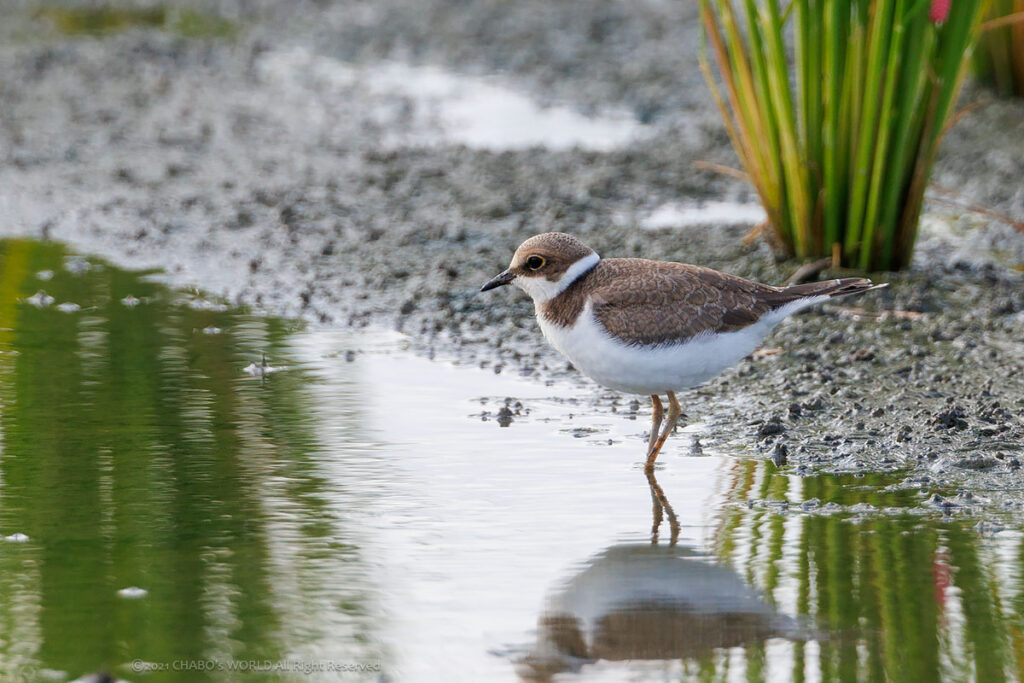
[974,0,1024,97]
[700,0,990,271]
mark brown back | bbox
[540,258,873,346]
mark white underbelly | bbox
[537,303,779,395]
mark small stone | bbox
[849,348,875,362]
[117,586,148,599]
[803,397,826,411]
[244,357,281,377]
[25,291,54,308]
[771,443,789,467]
[65,258,91,274]
[953,455,999,470]
[758,419,787,438]
[931,405,968,430]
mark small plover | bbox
[481,232,885,469]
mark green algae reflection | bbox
[0,239,383,681]
[710,460,1024,682]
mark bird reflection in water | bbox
[516,471,796,681]
[646,468,678,546]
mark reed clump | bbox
[700,0,991,271]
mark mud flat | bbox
[1,0,1023,503]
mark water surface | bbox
[0,239,1022,682]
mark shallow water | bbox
[259,48,648,152]
[1,238,1023,682]
[640,201,768,230]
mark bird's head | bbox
[480,232,599,302]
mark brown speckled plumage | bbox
[541,258,875,346]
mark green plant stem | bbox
[845,0,895,260]
[860,0,907,271]
[701,0,989,271]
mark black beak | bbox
[480,270,514,292]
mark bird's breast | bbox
[535,303,776,394]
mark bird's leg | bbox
[647,394,664,455]
[666,390,682,434]
[647,395,667,541]
[645,391,681,471]
[645,467,680,546]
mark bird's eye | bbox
[526,255,546,270]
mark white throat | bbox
[514,251,600,303]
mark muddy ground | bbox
[2,0,1024,508]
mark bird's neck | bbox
[526,252,600,304]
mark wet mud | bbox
[1,0,1023,505]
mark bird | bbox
[480,232,885,470]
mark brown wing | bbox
[587,259,781,346]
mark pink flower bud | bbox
[930,0,951,23]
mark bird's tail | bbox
[781,277,887,300]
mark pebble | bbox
[25,290,54,308]
[757,419,787,438]
[496,405,514,427]
[771,443,789,467]
[64,258,91,274]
